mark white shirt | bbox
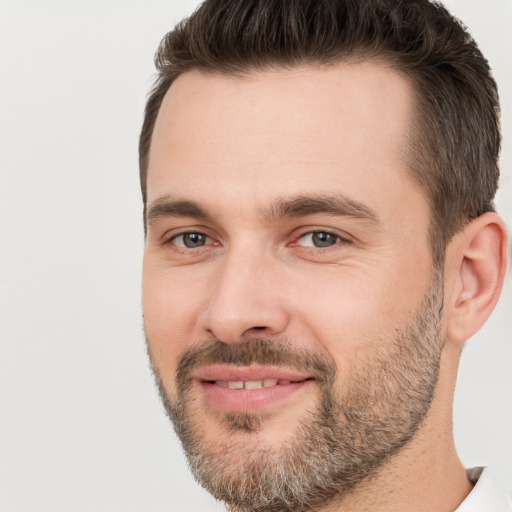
[455,468,512,511]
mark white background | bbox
[1,1,511,511]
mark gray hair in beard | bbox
[146,268,444,512]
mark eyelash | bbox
[168,231,216,249]
[166,229,350,251]
[294,230,346,249]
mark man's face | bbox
[143,63,444,511]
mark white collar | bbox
[455,468,512,511]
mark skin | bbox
[142,62,508,511]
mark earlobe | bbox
[445,212,509,345]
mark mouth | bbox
[195,366,315,413]
[207,377,310,389]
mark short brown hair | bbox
[139,0,500,262]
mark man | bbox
[140,0,510,510]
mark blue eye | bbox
[172,232,211,248]
[298,231,341,248]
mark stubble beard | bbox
[146,270,445,512]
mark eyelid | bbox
[171,232,211,248]
[164,228,218,247]
[291,228,351,247]
[160,226,351,251]
[300,231,338,245]
[160,224,207,240]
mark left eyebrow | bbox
[263,194,380,225]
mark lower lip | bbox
[199,380,313,413]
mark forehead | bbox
[147,62,422,220]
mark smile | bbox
[195,366,315,413]
[211,379,306,389]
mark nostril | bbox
[240,325,267,338]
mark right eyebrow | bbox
[146,196,211,226]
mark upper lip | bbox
[194,365,311,383]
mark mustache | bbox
[175,338,337,388]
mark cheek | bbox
[142,262,206,390]
[298,281,387,354]
[292,263,429,373]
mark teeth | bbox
[244,381,263,389]
[227,381,244,390]
[214,378,297,389]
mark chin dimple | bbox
[212,379,305,390]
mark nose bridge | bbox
[201,240,289,343]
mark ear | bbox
[444,212,509,345]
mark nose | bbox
[199,247,290,344]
